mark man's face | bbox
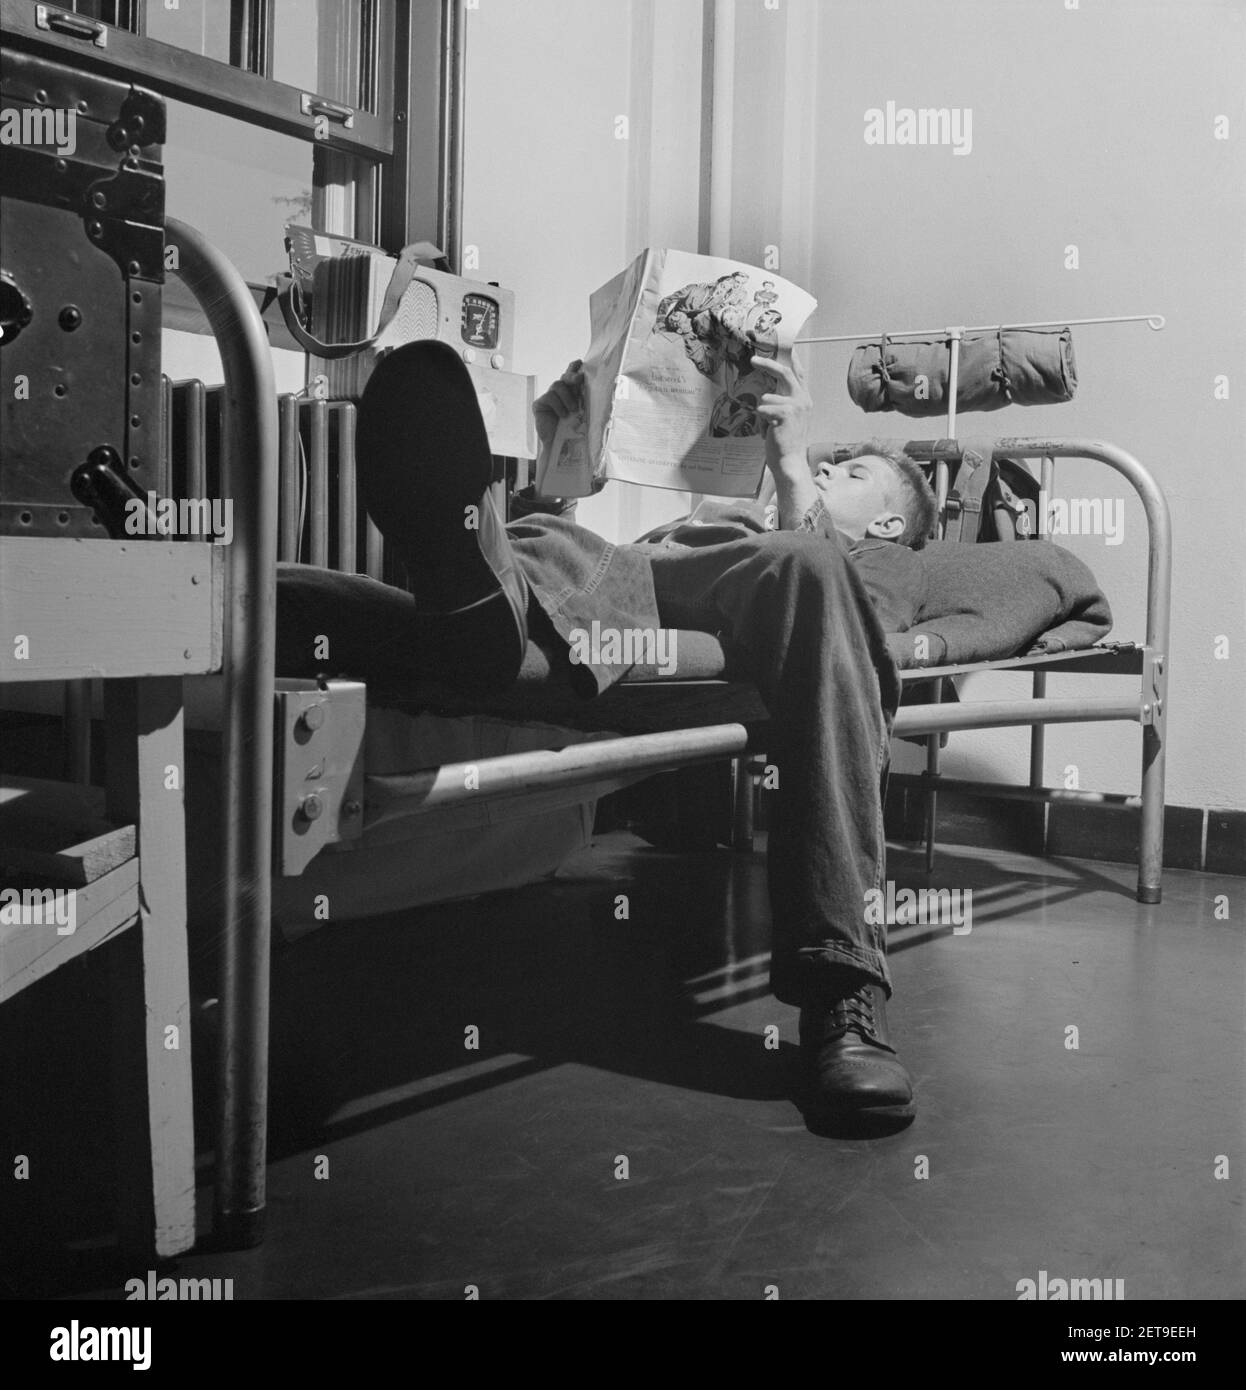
[812,455,906,541]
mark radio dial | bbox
[460,292,500,350]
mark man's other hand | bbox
[754,352,818,529]
[754,352,812,472]
[533,360,586,447]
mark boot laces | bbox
[835,983,877,1038]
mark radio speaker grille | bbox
[389,279,439,342]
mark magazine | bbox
[537,248,817,497]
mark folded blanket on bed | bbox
[885,540,1112,669]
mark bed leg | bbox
[1138,722,1165,904]
[923,681,945,873]
[923,750,939,873]
[1029,672,1047,787]
[730,755,755,852]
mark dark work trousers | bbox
[506,505,900,1005]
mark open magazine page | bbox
[538,248,817,499]
[536,253,648,498]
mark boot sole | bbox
[357,341,512,611]
[356,340,527,681]
[803,1099,916,1139]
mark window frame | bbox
[0,0,464,339]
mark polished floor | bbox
[8,830,1244,1301]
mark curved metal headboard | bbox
[169,218,278,1248]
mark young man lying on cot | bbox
[345,339,938,1136]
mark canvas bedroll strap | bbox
[942,437,996,544]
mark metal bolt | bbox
[91,190,106,208]
[342,800,362,817]
[87,221,102,238]
[299,703,327,732]
[126,260,140,275]
[58,305,82,331]
[300,794,324,821]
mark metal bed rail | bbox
[901,437,1171,658]
[167,219,279,1250]
[899,436,1171,904]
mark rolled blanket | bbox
[848,327,1077,417]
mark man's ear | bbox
[865,511,906,541]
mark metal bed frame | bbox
[180,238,1171,1249]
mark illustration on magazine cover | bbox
[537,249,817,498]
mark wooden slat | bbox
[0,775,134,887]
[1,823,135,887]
[0,539,223,682]
[104,679,196,1259]
[0,857,140,1004]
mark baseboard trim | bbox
[884,774,1246,876]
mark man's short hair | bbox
[843,439,938,548]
